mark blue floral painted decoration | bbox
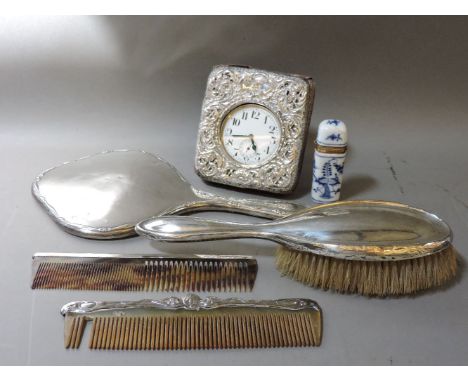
[312,158,343,200]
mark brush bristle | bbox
[275,246,458,296]
[33,258,257,292]
[65,309,321,350]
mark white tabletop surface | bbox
[1,16,467,365]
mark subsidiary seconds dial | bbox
[221,104,281,165]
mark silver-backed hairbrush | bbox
[136,200,457,296]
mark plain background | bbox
[0,16,467,365]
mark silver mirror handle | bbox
[169,191,304,219]
[136,216,266,242]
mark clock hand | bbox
[248,134,257,152]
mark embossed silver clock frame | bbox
[195,65,315,194]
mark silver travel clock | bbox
[195,65,315,194]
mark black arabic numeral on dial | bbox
[251,110,260,119]
[232,118,240,126]
[241,111,248,120]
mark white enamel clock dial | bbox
[221,104,281,165]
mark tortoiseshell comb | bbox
[32,253,257,292]
[61,295,322,350]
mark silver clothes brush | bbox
[136,200,457,295]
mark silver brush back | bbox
[32,253,257,292]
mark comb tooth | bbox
[217,315,224,349]
[187,261,194,292]
[161,261,167,292]
[228,314,236,349]
[183,261,189,292]
[152,260,159,291]
[200,315,206,349]
[119,317,126,349]
[64,315,76,348]
[168,315,175,350]
[296,313,308,346]
[242,261,248,292]
[142,261,148,292]
[229,262,235,292]
[290,314,302,347]
[167,315,174,350]
[75,316,86,349]
[132,316,139,350]
[159,260,166,292]
[250,314,259,348]
[237,262,243,293]
[190,315,196,350]
[126,317,134,350]
[311,311,322,346]
[96,316,105,349]
[167,260,174,292]
[145,316,151,350]
[180,316,185,350]
[206,261,212,291]
[137,316,143,350]
[171,316,178,350]
[109,316,118,350]
[166,260,172,292]
[173,261,180,292]
[104,316,113,349]
[117,316,124,350]
[297,313,308,346]
[150,260,156,292]
[218,261,224,292]
[133,317,141,350]
[259,313,271,347]
[127,317,135,350]
[224,263,230,292]
[90,317,100,349]
[140,316,146,350]
[194,262,200,292]
[104,317,115,349]
[119,317,127,350]
[237,314,245,349]
[140,316,147,350]
[153,316,160,350]
[273,314,285,347]
[208,315,214,349]
[236,261,243,292]
[178,261,185,292]
[239,314,248,348]
[267,314,280,348]
[200,261,206,292]
[284,313,295,347]
[289,313,299,347]
[301,313,314,346]
[148,317,154,350]
[283,313,293,347]
[31,262,42,289]
[98,317,108,349]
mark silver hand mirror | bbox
[32,150,303,239]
